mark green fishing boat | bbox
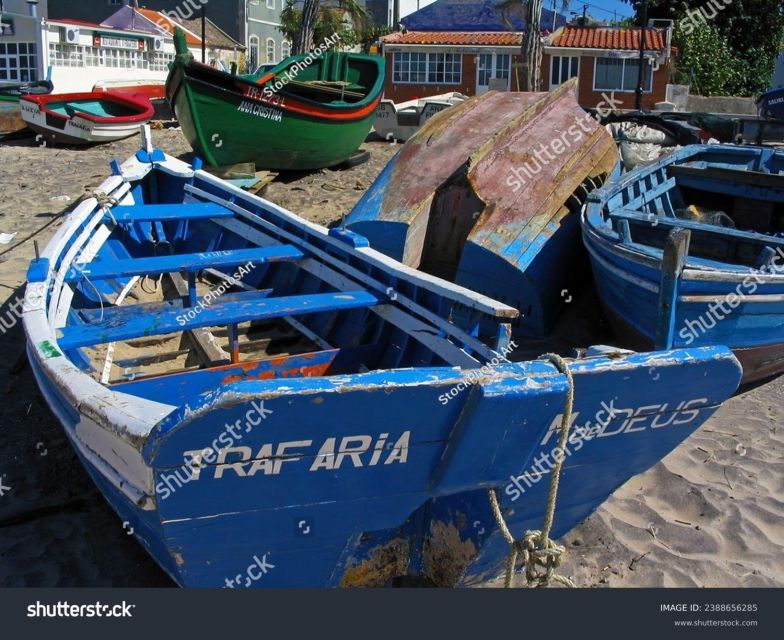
[166,29,385,170]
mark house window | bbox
[496,54,510,81]
[392,52,426,82]
[478,53,510,89]
[428,53,461,83]
[266,38,276,64]
[266,0,275,7]
[281,40,291,60]
[392,51,461,84]
[0,42,37,81]
[594,57,652,92]
[550,55,578,88]
[248,35,259,71]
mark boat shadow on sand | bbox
[0,286,172,587]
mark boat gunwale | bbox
[23,148,522,455]
[582,143,784,281]
[183,50,386,113]
[20,90,155,124]
[176,65,382,123]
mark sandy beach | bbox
[0,128,781,588]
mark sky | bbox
[398,0,637,22]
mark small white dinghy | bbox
[374,92,468,142]
[19,91,154,146]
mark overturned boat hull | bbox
[348,80,619,338]
[24,144,742,587]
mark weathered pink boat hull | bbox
[348,80,619,337]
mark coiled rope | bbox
[487,352,576,588]
[92,191,119,223]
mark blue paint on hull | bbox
[25,148,743,587]
[582,144,784,381]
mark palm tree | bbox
[498,0,569,92]
[284,0,369,54]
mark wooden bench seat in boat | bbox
[608,209,784,247]
[64,245,304,283]
[57,289,381,350]
[108,203,233,223]
[668,163,784,191]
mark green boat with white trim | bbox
[165,29,385,170]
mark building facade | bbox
[47,0,288,71]
[0,0,48,82]
[137,7,244,71]
[381,0,672,110]
[0,2,208,92]
[381,31,524,103]
[543,25,672,110]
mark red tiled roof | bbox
[382,31,523,46]
[137,8,201,46]
[552,26,666,51]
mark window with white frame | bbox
[594,57,652,92]
[281,40,291,60]
[266,38,276,64]
[0,42,38,82]
[392,51,461,84]
[248,35,259,71]
[550,55,578,88]
[477,53,510,88]
[266,0,275,8]
[392,52,426,82]
[428,52,461,83]
[47,42,169,71]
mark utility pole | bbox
[582,4,587,21]
[201,5,206,63]
[635,0,648,111]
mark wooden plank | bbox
[247,171,278,196]
[167,272,230,366]
[609,209,784,247]
[65,245,304,283]
[79,289,273,324]
[655,228,691,350]
[211,214,492,365]
[109,203,232,223]
[668,163,784,190]
[58,290,380,350]
[186,183,517,319]
[283,78,364,99]
[203,267,333,350]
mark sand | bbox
[0,129,781,588]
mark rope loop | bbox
[486,351,577,589]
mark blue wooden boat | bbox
[582,144,784,383]
[23,135,742,587]
[346,81,619,339]
[757,87,784,121]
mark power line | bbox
[566,1,635,19]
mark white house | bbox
[0,2,202,93]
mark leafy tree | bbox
[280,0,368,54]
[673,21,742,95]
[357,24,392,53]
[623,0,784,95]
